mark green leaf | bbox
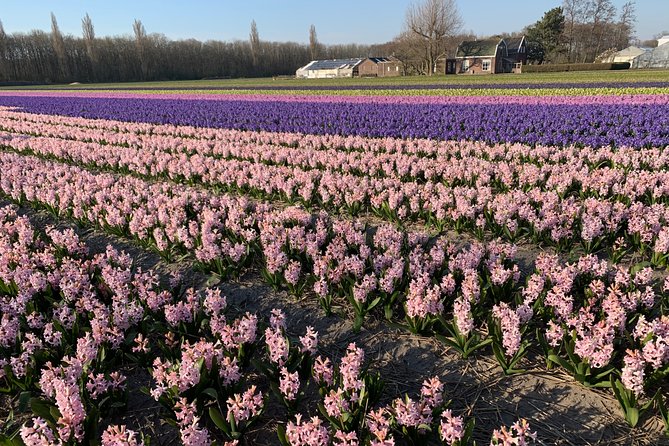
[547,354,573,373]
[463,418,475,441]
[208,407,230,435]
[417,423,432,431]
[627,407,640,428]
[0,435,23,446]
[201,388,218,400]
[18,391,31,412]
[29,398,56,424]
[49,406,61,423]
[277,424,289,446]
[657,395,669,434]
[630,261,651,275]
[367,296,382,310]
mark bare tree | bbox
[0,19,7,81]
[614,1,636,49]
[50,12,68,80]
[309,24,319,60]
[249,20,260,68]
[133,19,148,79]
[384,31,424,74]
[82,14,96,60]
[562,0,586,62]
[584,0,616,61]
[405,0,462,75]
[81,13,97,81]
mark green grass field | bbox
[2,69,668,90]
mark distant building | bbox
[446,37,526,75]
[601,46,650,66]
[633,41,669,69]
[505,36,527,67]
[449,38,508,74]
[608,40,669,69]
[295,58,364,79]
[357,57,403,77]
[658,35,669,47]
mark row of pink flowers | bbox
[4,108,669,169]
[5,108,669,193]
[1,90,668,105]
[3,113,669,261]
[1,206,539,445]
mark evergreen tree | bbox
[525,7,565,63]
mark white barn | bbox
[608,46,648,64]
[295,58,364,79]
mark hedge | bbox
[523,62,630,73]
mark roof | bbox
[299,58,364,71]
[615,46,649,58]
[456,39,504,58]
[366,57,392,63]
[505,36,525,53]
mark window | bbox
[482,59,491,71]
[462,59,470,71]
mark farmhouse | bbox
[295,58,364,79]
[447,37,525,75]
[357,57,403,77]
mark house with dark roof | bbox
[357,57,403,77]
[295,58,365,79]
[505,36,527,66]
[447,37,525,74]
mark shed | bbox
[295,58,364,79]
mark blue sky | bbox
[0,0,666,44]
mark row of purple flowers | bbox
[0,95,667,148]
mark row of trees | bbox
[0,14,369,83]
[384,0,642,72]
[0,0,467,82]
[0,0,652,82]
[526,0,637,64]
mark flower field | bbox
[0,77,668,445]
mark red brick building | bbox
[357,57,403,77]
